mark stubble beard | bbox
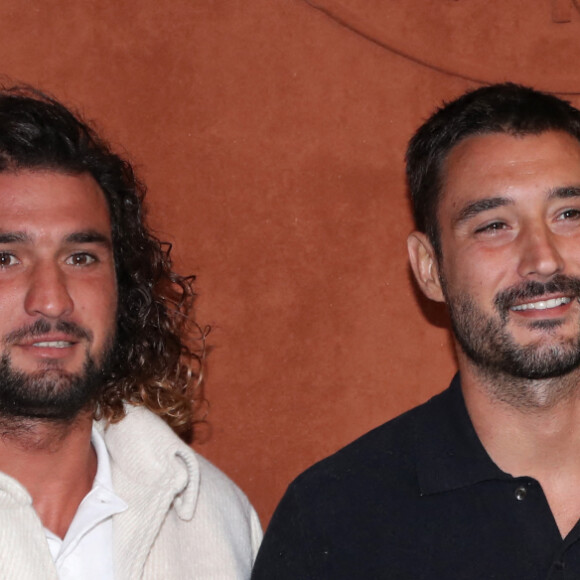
[443,274,580,409]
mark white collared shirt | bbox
[44,426,127,580]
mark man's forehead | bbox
[0,170,112,240]
[440,131,580,211]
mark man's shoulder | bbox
[292,386,450,493]
[252,385,456,579]
[100,407,262,575]
[102,405,254,506]
[102,406,262,562]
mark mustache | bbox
[494,274,580,312]
[3,319,93,344]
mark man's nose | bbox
[24,262,74,319]
[516,225,565,280]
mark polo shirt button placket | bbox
[514,485,527,501]
[554,560,566,570]
[549,559,569,578]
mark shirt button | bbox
[514,485,527,501]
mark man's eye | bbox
[559,209,580,220]
[0,253,18,267]
[475,222,506,234]
[66,253,96,266]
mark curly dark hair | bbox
[406,83,580,258]
[0,86,205,440]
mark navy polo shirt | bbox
[252,375,580,579]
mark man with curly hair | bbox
[0,87,261,579]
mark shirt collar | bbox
[414,373,511,496]
[91,424,120,493]
[44,426,127,561]
[67,426,128,538]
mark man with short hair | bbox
[0,87,261,579]
[252,84,580,578]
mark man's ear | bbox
[407,232,445,303]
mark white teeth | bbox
[511,297,571,311]
[32,341,73,348]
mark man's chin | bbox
[472,342,580,381]
[0,355,106,423]
[11,357,86,375]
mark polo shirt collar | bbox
[414,373,511,496]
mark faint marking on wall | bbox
[552,0,580,22]
[303,0,580,94]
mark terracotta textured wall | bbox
[1,0,579,526]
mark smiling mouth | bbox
[31,341,75,348]
[511,297,571,311]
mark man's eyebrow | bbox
[548,185,580,200]
[0,230,113,247]
[65,230,113,248]
[453,197,512,226]
[0,232,31,244]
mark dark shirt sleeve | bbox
[252,483,317,579]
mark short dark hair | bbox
[0,85,204,440]
[406,83,580,256]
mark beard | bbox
[444,274,580,381]
[0,319,114,422]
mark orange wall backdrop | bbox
[1,0,580,526]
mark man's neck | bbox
[460,358,580,537]
[0,412,97,539]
